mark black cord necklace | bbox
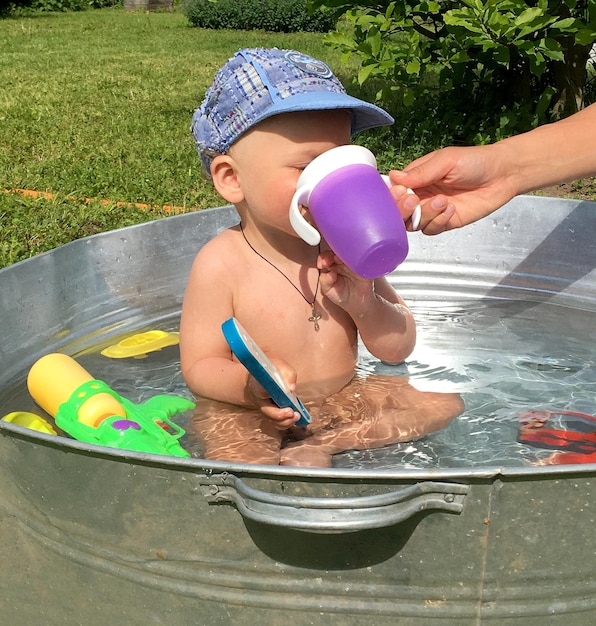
[240,223,322,331]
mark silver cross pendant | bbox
[309,307,321,332]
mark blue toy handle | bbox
[221,318,311,426]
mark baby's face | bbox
[228,110,351,235]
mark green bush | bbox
[311,0,596,143]
[2,0,118,12]
[184,0,336,33]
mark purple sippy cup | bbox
[289,145,420,279]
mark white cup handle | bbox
[289,186,321,246]
[381,175,421,231]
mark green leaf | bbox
[527,50,546,76]
[357,64,376,85]
[514,8,544,28]
[403,87,416,106]
[406,59,421,74]
[492,45,510,65]
[550,17,578,32]
[535,85,556,118]
[323,32,356,48]
[449,50,471,63]
[576,27,596,45]
[539,37,564,61]
[367,28,382,57]
[428,1,441,12]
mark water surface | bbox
[1,298,594,469]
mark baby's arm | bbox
[180,243,300,429]
[318,251,416,364]
[358,278,416,364]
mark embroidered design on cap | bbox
[285,51,333,78]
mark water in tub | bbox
[1,298,594,469]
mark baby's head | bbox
[191,48,393,178]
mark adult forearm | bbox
[499,103,596,196]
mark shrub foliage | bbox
[2,0,117,11]
[184,0,336,33]
[310,0,596,143]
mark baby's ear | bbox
[211,155,244,204]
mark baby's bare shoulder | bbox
[189,227,241,274]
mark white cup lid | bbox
[296,144,377,191]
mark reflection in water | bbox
[192,375,463,467]
[333,299,596,469]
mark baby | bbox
[180,48,462,466]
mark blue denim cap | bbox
[191,48,394,175]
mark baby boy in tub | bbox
[180,48,462,467]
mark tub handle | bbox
[198,473,468,532]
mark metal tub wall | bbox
[1,199,596,625]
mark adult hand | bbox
[389,144,517,234]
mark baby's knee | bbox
[433,392,465,426]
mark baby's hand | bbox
[318,249,374,315]
[246,358,301,430]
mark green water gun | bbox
[55,379,193,457]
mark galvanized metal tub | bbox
[1,197,596,625]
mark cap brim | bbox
[252,91,394,136]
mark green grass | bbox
[2,8,593,269]
[0,8,368,267]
